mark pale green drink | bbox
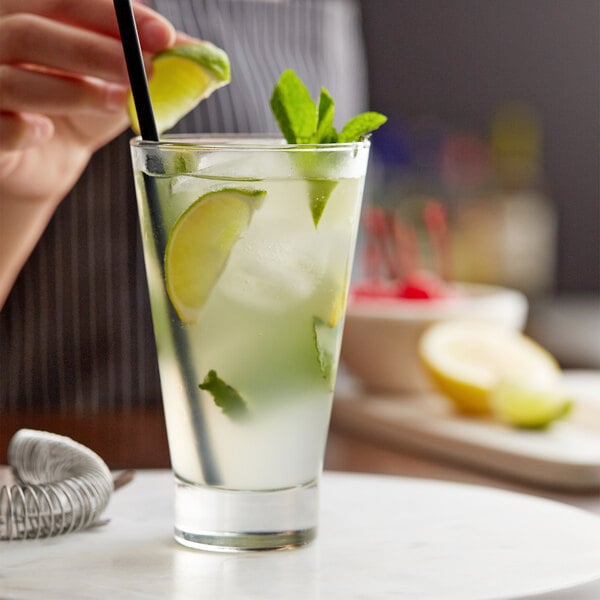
[131,135,369,550]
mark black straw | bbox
[113,0,159,141]
[113,0,220,484]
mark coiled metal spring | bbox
[1,429,114,541]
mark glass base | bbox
[173,476,318,552]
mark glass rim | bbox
[130,133,371,152]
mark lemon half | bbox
[128,42,231,135]
[419,320,562,415]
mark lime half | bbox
[165,188,265,323]
[419,320,562,414]
[128,42,231,134]
[490,381,573,429]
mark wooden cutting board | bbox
[332,370,600,491]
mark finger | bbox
[0,0,176,54]
[0,66,128,116]
[0,112,54,151]
[0,14,130,84]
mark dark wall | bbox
[359,0,599,293]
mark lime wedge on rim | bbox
[419,320,562,415]
[165,188,265,324]
[128,42,231,135]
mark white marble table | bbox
[2,470,600,600]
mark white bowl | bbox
[340,283,528,394]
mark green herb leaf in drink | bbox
[313,317,339,391]
[308,179,338,227]
[199,370,249,421]
[270,69,387,226]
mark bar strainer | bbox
[1,429,124,541]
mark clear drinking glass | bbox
[130,135,370,551]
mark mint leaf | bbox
[316,88,338,143]
[270,87,296,144]
[175,153,188,173]
[338,112,388,143]
[309,88,339,223]
[270,70,317,143]
[199,370,249,421]
[313,317,339,390]
[308,179,338,226]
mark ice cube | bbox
[220,234,327,314]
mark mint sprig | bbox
[270,69,386,225]
[199,370,249,421]
[270,69,387,144]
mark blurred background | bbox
[356,0,600,368]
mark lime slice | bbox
[490,380,573,429]
[327,286,345,328]
[419,320,561,414]
[324,268,349,327]
[128,42,231,135]
[165,188,265,323]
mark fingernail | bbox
[139,19,176,52]
[105,83,129,112]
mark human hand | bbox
[0,0,176,205]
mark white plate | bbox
[2,470,600,599]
